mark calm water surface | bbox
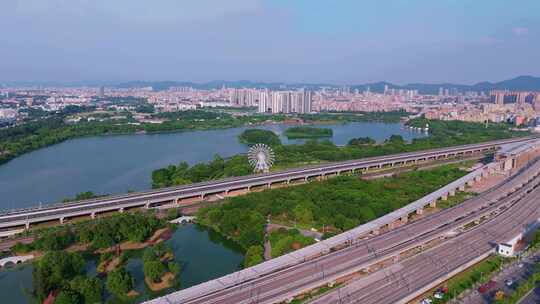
[0,122,424,210]
[0,224,244,304]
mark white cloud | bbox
[512,27,529,36]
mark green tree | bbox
[54,290,82,304]
[244,245,264,267]
[32,251,85,302]
[348,137,376,146]
[144,261,166,283]
[293,205,313,225]
[69,276,102,304]
[284,126,333,139]
[106,268,135,298]
[143,247,157,263]
[168,261,181,276]
[238,129,282,146]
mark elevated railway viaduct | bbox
[0,137,535,231]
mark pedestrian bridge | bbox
[170,216,196,224]
[0,255,33,267]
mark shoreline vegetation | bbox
[238,129,281,146]
[152,118,528,188]
[284,126,333,139]
[0,108,409,166]
[10,212,177,303]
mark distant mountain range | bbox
[3,76,540,94]
[116,76,540,94]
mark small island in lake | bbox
[143,243,181,291]
[284,126,333,139]
[238,129,282,146]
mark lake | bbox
[0,224,244,304]
[0,122,424,211]
[0,121,425,303]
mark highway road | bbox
[311,168,540,304]
[147,155,540,304]
[0,136,532,230]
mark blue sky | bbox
[0,0,538,84]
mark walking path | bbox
[264,224,272,260]
[267,223,323,240]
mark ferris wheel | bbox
[248,144,275,173]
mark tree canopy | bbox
[106,268,135,298]
[238,129,282,146]
[32,251,86,302]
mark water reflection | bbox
[0,224,244,304]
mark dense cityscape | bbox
[3,81,540,130]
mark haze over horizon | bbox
[1,0,539,84]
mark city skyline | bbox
[1,0,539,84]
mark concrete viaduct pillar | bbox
[416,208,423,215]
[119,208,124,213]
[441,194,448,201]
[91,212,96,219]
[429,200,437,208]
[25,222,30,230]
[449,189,456,197]
[60,217,65,224]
